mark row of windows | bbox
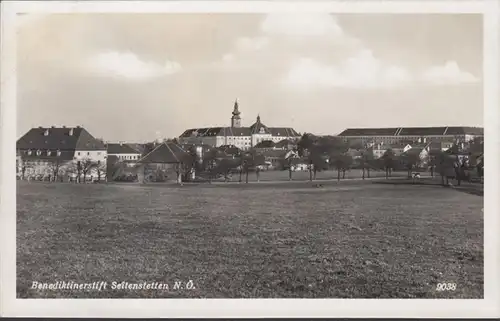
[117,155,140,160]
[77,151,103,156]
[25,149,62,157]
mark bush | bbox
[113,174,138,182]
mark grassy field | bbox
[195,168,416,183]
[17,179,483,298]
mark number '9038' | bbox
[436,283,457,291]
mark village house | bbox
[16,126,107,181]
[370,141,413,159]
[106,142,143,164]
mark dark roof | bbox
[249,119,271,135]
[179,125,300,138]
[445,126,484,135]
[339,128,399,136]
[107,143,142,154]
[275,139,296,148]
[254,140,276,149]
[217,145,241,156]
[20,150,75,161]
[127,143,146,154]
[260,149,287,158]
[388,142,410,149]
[180,127,253,137]
[268,127,300,137]
[339,126,484,137]
[137,142,192,164]
[17,127,105,151]
[398,127,447,136]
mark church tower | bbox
[231,99,241,128]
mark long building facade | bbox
[178,100,301,150]
[16,126,107,181]
[338,126,483,146]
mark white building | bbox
[16,126,107,181]
[178,100,301,150]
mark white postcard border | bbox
[1,0,498,318]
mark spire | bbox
[232,98,240,116]
[231,98,241,128]
[256,114,261,123]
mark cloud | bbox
[235,36,269,51]
[218,13,358,68]
[421,61,479,85]
[219,36,269,65]
[222,53,235,62]
[261,13,343,37]
[283,50,412,89]
[86,51,181,81]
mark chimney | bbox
[69,128,74,136]
[51,126,55,128]
[38,126,43,129]
[62,125,66,128]
[76,125,81,128]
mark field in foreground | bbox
[17,180,483,298]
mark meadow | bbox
[16,178,483,298]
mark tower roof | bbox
[250,114,271,134]
[232,99,240,116]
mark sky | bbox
[17,13,483,142]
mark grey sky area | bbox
[17,13,483,142]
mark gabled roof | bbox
[17,127,106,151]
[254,140,276,149]
[275,139,296,148]
[217,145,241,156]
[127,143,147,154]
[137,142,192,164]
[260,149,287,158]
[107,143,142,154]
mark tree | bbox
[434,151,456,186]
[95,160,106,182]
[329,152,345,181]
[348,139,365,151]
[341,154,353,179]
[400,151,421,179]
[46,159,63,182]
[211,158,238,182]
[239,150,265,183]
[202,148,218,183]
[284,149,300,181]
[79,158,96,183]
[381,149,395,179]
[20,160,32,180]
[360,150,375,179]
[297,133,316,181]
[477,155,484,180]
